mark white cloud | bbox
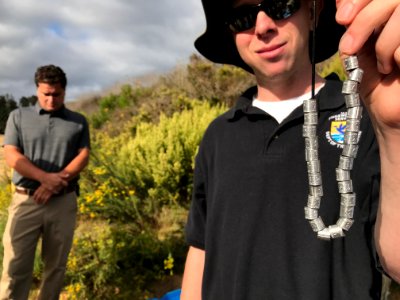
[0,0,206,102]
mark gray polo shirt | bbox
[3,103,90,190]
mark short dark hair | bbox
[34,65,67,89]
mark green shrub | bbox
[67,98,226,298]
[0,177,11,214]
[317,53,347,80]
[115,99,226,210]
[65,220,187,299]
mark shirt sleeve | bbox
[185,153,207,250]
[3,109,21,148]
[78,115,91,150]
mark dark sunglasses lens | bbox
[227,0,301,33]
[227,5,259,32]
[265,0,301,20]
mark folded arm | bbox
[4,145,90,204]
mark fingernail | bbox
[340,33,354,54]
[337,1,354,22]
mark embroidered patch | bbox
[330,121,347,144]
[325,112,349,148]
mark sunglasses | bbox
[226,0,301,33]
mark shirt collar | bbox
[35,102,66,116]
[226,73,345,121]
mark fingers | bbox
[395,47,400,68]
[42,173,68,191]
[33,186,53,204]
[338,0,379,54]
[336,0,369,25]
[375,5,400,73]
[336,0,400,73]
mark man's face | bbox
[36,82,65,112]
[232,0,312,80]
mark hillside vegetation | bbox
[0,135,4,173]
[0,54,399,299]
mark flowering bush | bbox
[63,99,226,298]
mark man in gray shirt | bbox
[0,65,90,300]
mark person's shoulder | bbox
[11,105,34,113]
[205,107,234,130]
[9,106,34,118]
[63,107,88,122]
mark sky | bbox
[0,0,206,102]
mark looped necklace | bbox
[303,56,364,240]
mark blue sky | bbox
[0,0,206,102]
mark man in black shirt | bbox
[181,0,400,299]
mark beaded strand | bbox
[303,56,364,240]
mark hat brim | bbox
[195,0,345,72]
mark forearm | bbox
[4,146,47,183]
[374,130,400,283]
[181,246,205,300]
[61,148,90,180]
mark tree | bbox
[19,95,38,107]
[0,94,17,134]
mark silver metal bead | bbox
[305,206,319,220]
[344,131,360,145]
[345,94,361,108]
[348,106,363,119]
[304,112,319,125]
[340,205,355,219]
[336,217,354,231]
[309,186,323,197]
[344,56,359,71]
[303,99,317,112]
[317,228,331,240]
[342,80,359,94]
[305,148,319,161]
[338,180,353,193]
[342,144,359,158]
[309,217,325,232]
[346,119,361,132]
[336,168,351,181]
[329,225,345,238]
[307,195,321,209]
[305,137,319,150]
[303,125,317,137]
[340,193,356,206]
[309,173,322,186]
[338,156,354,170]
[307,160,321,174]
[348,69,364,83]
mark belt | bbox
[15,185,76,196]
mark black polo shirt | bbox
[186,77,382,299]
[4,103,90,190]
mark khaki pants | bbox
[0,192,77,300]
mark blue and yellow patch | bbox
[330,121,347,144]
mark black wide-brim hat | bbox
[195,0,345,72]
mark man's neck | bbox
[254,68,325,102]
